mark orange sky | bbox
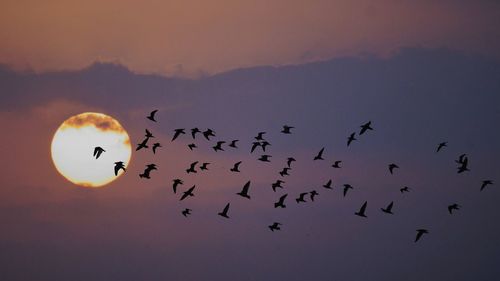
[1,0,499,76]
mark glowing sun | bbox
[51,112,132,188]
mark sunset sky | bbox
[1,1,500,281]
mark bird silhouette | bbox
[323,179,333,189]
[310,190,319,201]
[114,161,126,176]
[381,201,394,214]
[258,155,271,162]
[275,194,288,208]
[415,229,428,242]
[455,154,467,164]
[388,163,399,174]
[272,180,285,192]
[172,129,185,141]
[172,179,183,194]
[236,181,251,199]
[213,141,225,152]
[230,161,242,172]
[136,138,149,151]
[457,157,470,173]
[347,132,356,146]
[218,203,230,218]
[251,142,261,153]
[400,186,410,193]
[436,142,447,152]
[182,208,192,217]
[279,167,290,177]
[355,201,368,217]
[255,132,266,141]
[448,203,461,214]
[268,222,282,231]
[145,129,154,139]
[152,143,161,154]
[191,128,200,139]
[287,157,296,168]
[93,147,105,159]
[186,161,198,174]
[481,180,493,191]
[203,129,216,140]
[180,185,196,201]
[199,162,210,171]
[147,110,158,122]
[343,184,353,197]
[261,141,271,152]
[188,143,197,150]
[314,148,325,160]
[281,125,294,134]
[139,164,157,179]
[296,192,308,203]
[359,121,373,135]
[229,140,239,148]
[331,161,342,168]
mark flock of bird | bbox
[92,109,494,242]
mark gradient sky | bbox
[1,2,500,281]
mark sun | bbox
[51,112,132,188]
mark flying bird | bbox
[200,162,210,171]
[213,141,225,152]
[191,128,200,139]
[268,222,282,232]
[436,142,447,153]
[381,201,394,214]
[139,164,157,179]
[147,110,158,122]
[172,129,186,141]
[258,155,272,162]
[136,138,149,151]
[236,181,251,199]
[359,121,373,135]
[152,143,161,154]
[188,143,197,150]
[251,142,262,153]
[114,161,126,176]
[218,203,230,218]
[455,154,467,164]
[182,208,192,217]
[314,147,325,160]
[145,129,154,139]
[296,192,308,203]
[323,179,333,189]
[93,146,105,159]
[310,190,319,201]
[274,194,288,208]
[229,140,239,148]
[286,157,296,168]
[203,129,216,140]
[448,203,461,214]
[180,185,196,201]
[347,132,356,146]
[272,180,285,192]
[481,180,493,191]
[279,167,291,177]
[281,125,294,134]
[415,229,428,242]
[400,186,410,193]
[331,161,342,168]
[355,201,368,217]
[230,161,242,172]
[343,184,353,197]
[172,179,183,194]
[261,141,271,152]
[388,163,399,174]
[457,157,470,173]
[186,161,198,174]
[255,132,266,141]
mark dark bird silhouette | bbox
[229,140,239,148]
[236,181,251,199]
[275,194,288,208]
[359,121,373,135]
[136,138,149,151]
[457,157,470,173]
[388,163,399,174]
[355,201,368,217]
[200,162,210,171]
[347,132,356,146]
[287,157,296,168]
[182,208,191,217]
[152,143,161,154]
[448,203,461,214]
[230,161,242,172]
[188,143,197,150]
[343,184,353,197]
[314,147,325,160]
[269,222,282,232]
[455,154,467,164]
[323,179,333,189]
[272,180,285,192]
[415,229,428,242]
[436,142,447,153]
[261,141,271,152]
[186,161,198,174]
[481,180,493,191]
[213,141,225,152]
[145,129,154,139]
[281,125,294,134]
[172,128,185,141]
[180,185,196,201]
[255,132,266,141]
[114,161,126,176]
[258,155,271,162]
[139,164,157,179]
[331,161,342,168]
[172,179,183,194]
[191,127,200,139]
[147,110,158,122]
[203,129,216,140]
[93,146,105,159]
[296,192,308,203]
[218,203,230,218]
[381,201,394,214]
[310,190,319,201]
[251,142,261,153]
[400,186,410,193]
[279,167,290,177]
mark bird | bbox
[199,162,210,171]
[191,128,200,139]
[272,180,285,192]
[415,229,428,242]
[436,142,447,153]
[145,129,154,139]
[314,148,325,160]
[136,138,149,151]
[180,185,196,201]
[359,121,373,135]
[323,179,333,189]
[388,163,399,174]
[182,208,191,217]
[261,141,271,152]
[296,192,308,203]
[188,143,197,150]
[230,161,242,172]
[310,190,319,201]
[268,222,282,232]
[172,179,183,194]
[281,125,294,134]
[455,154,467,164]
[152,143,161,154]
[457,157,470,173]
[251,142,261,153]
[286,157,296,168]
[355,201,368,217]
[381,201,394,214]
[229,140,239,148]
[448,203,461,214]
[481,180,493,191]
[343,184,353,197]
[331,161,342,168]
[279,167,290,177]
[400,186,410,193]
[203,129,216,140]
[212,141,225,152]
[347,132,356,146]
[172,129,185,141]
[274,194,288,208]
[147,110,158,122]
[93,147,105,159]
[258,155,271,162]
[218,203,230,218]
[139,164,157,179]
[114,161,126,176]
[186,161,198,174]
[236,181,251,199]
[255,132,266,141]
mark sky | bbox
[1,1,500,281]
